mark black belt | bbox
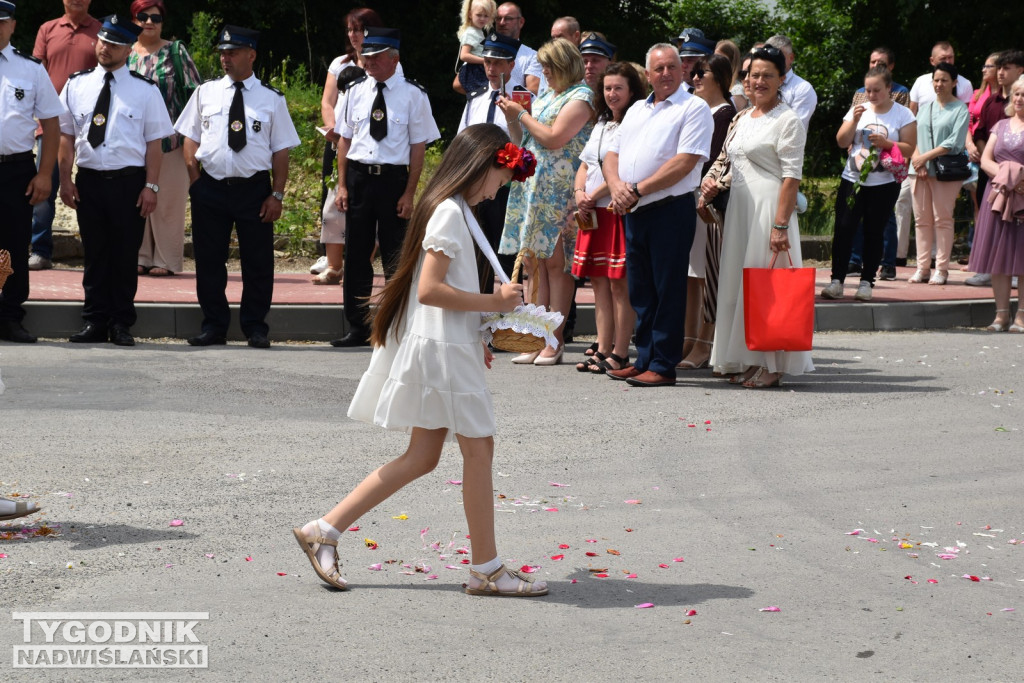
[632,195,681,215]
[0,152,35,164]
[202,169,270,186]
[348,160,408,176]
[77,166,145,179]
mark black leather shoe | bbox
[330,331,371,347]
[247,332,271,348]
[108,325,135,347]
[0,320,37,343]
[187,331,227,346]
[69,322,107,343]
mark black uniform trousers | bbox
[0,157,37,323]
[75,167,146,328]
[474,184,512,294]
[343,161,409,335]
[189,171,274,338]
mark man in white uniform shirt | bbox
[330,27,440,347]
[175,25,300,349]
[765,35,817,130]
[0,0,64,344]
[458,33,524,291]
[909,41,973,114]
[58,14,173,347]
[603,43,713,388]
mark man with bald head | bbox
[550,16,580,45]
[909,41,973,114]
[495,2,541,94]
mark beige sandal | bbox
[0,500,41,521]
[464,563,548,597]
[292,527,348,590]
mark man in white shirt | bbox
[330,27,440,346]
[603,43,713,388]
[766,35,817,130]
[909,41,973,114]
[495,2,542,94]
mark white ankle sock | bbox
[302,519,342,573]
[470,557,503,576]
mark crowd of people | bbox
[2,0,1023,358]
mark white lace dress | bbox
[347,196,494,442]
[710,103,815,376]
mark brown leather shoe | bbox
[625,370,676,387]
[607,365,641,381]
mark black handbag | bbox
[929,102,971,182]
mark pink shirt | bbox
[968,85,992,135]
[33,14,100,93]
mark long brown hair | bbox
[369,124,511,347]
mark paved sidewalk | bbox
[20,265,1018,341]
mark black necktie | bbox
[487,90,499,124]
[228,81,247,152]
[87,72,113,148]
[370,82,387,141]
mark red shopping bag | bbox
[743,251,814,351]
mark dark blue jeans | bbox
[29,136,58,260]
[623,194,696,377]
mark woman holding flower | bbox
[822,65,916,301]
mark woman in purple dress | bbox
[969,77,1024,332]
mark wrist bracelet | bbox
[772,224,789,230]
[574,188,585,193]
[517,110,528,123]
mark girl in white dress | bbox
[293,124,548,597]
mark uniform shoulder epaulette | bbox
[466,88,487,100]
[348,74,368,89]
[261,81,285,96]
[129,70,157,86]
[12,48,41,64]
[404,77,427,93]
[68,67,95,80]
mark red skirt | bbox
[571,207,627,279]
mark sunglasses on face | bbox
[690,69,706,80]
[738,69,749,79]
[136,12,164,24]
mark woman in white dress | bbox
[293,124,549,597]
[708,46,814,388]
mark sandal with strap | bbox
[742,367,783,388]
[312,267,343,285]
[589,352,629,374]
[576,351,606,372]
[583,342,599,357]
[292,527,349,590]
[465,563,548,597]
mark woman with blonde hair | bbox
[497,38,594,366]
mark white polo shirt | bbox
[611,85,713,207]
[0,45,65,155]
[336,71,439,165]
[780,68,817,130]
[59,64,173,171]
[175,73,300,180]
[909,72,974,107]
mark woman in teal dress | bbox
[497,38,593,365]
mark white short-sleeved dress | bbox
[347,196,494,442]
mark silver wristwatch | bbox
[145,182,160,193]
[271,191,284,201]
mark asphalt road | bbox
[0,330,1021,681]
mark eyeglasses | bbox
[982,64,996,69]
[135,12,164,24]
[690,69,706,80]
[738,69,749,79]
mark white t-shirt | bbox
[579,120,620,208]
[841,101,916,185]
[909,72,973,107]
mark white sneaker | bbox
[820,280,844,299]
[965,272,992,286]
[309,255,329,274]
[854,281,873,301]
[27,254,53,270]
